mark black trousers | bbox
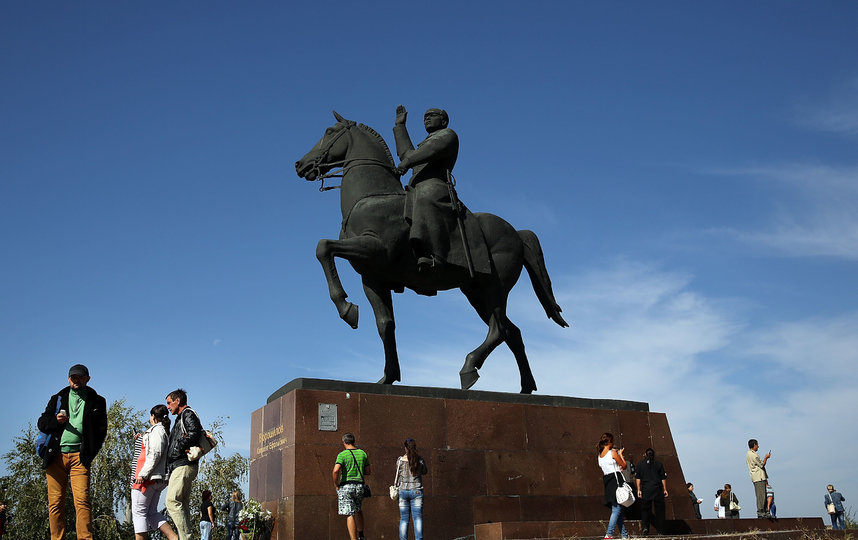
[640,495,666,533]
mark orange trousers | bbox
[46,452,93,540]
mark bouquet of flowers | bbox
[238,499,273,540]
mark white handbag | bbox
[389,457,402,500]
[615,471,636,507]
[826,493,837,514]
[180,408,217,462]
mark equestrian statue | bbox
[294,107,568,394]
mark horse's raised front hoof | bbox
[338,302,359,329]
[460,369,479,390]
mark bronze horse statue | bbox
[295,111,568,393]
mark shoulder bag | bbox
[826,493,837,514]
[729,493,741,511]
[614,470,636,507]
[389,456,402,499]
[348,449,371,498]
[180,407,218,461]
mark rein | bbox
[307,122,400,191]
[316,158,400,191]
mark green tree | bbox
[88,398,147,538]
[1,423,51,539]
[2,398,146,539]
[2,401,248,539]
[189,417,249,540]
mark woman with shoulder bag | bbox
[131,405,178,540]
[720,484,740,518]
[597,433,630,539]
[825,484,846,530]
[393,438,428,540]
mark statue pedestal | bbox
[250,378,693,540]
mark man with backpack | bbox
[165,389,203,540]
[37,364,108,540]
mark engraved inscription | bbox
[257,425,286,455]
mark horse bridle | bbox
[306,122,400,191]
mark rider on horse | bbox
[393,105,460,272]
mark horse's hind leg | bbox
[362,277,401,385]
[500,317,537,394]
[461,287,537,394]
[459,311,504,390]
[459,288,506,390]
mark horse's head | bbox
[295,111,355,181]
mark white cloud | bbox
[795,78,858,137]
[398,260,858,519]
[710,164,858,260]
[742,313,858,376]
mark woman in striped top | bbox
[131,404,178,540]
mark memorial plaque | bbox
[318,403,337,431]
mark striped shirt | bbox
[130,436,143,486]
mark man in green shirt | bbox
[332,432,371,540]
[37,364,108,540]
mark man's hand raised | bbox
[395,105,407,125]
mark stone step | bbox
[473,517,831,540]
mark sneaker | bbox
[605,536,614,539]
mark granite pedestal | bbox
[250,378,693,540]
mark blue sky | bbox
[2,0,857,521]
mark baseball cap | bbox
[68,364,90,377]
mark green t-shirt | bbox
[60,387,87,452]
[335,448,369,484]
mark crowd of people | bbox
[35,364,243,540]
[595,432,849,539]
[27,363,850,539]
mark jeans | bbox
[199,520,212,540]
[831,511,845,530]
[398,489,423,540]
[46,452,93,540]
[226,520,240,540]
[606,502,628,538]
[166,463,199,540]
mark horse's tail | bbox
[518,229,569,328]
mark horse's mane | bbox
[357,123,396,167]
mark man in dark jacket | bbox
[635,448,668,535]
[165,388,203,540]
[687,482,703,519]
[37,364,108,540]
